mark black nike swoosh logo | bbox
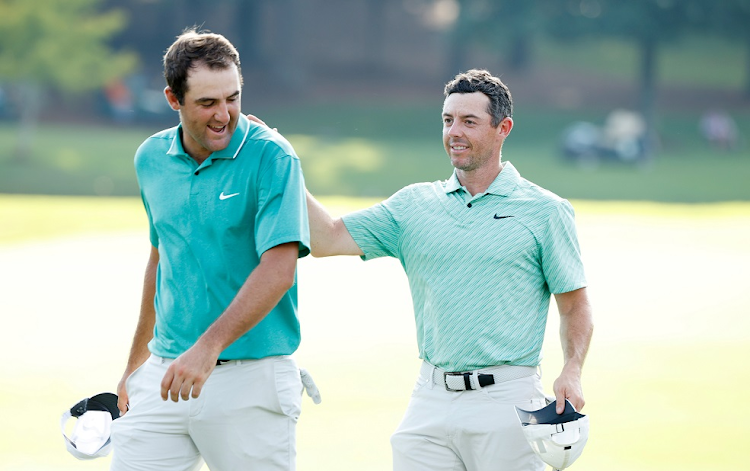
[493,215,514,219]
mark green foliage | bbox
[543,0,709,41]
[454,1,541,68]
[535,33,748,89]
[0,0,137,91]
[698,0,750,39]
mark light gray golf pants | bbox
[391,361,547,471]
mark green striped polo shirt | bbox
[342,161,586,371]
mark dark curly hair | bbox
[444,69,512,127]
[163,27,242,105]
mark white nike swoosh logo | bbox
[219,192,240,200]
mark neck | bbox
[457,161,504,196]
[179,127,209,165]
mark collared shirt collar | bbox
[444,172,463,194]
[443,161,521,197]
[166,114,250,161]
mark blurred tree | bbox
[446,0,540,76]
[0,0,137,161]
[445,0,472,77]
[234,0,266,69]
[541,0,713,159]
[363,0,390,73]
[700,0,750,98]
[105,0,180,79]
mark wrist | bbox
[561,361,583,377]
[193,335,225,359]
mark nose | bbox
[215,102,230,123]
[446,122,462,138]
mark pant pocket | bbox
[480,374,546,407]
[123,357,154,409]
[273,357,303,419]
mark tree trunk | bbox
[638,35,657,162]
[445,0,472,79]
[745,31,750,99]
[271,0,307,94]
[236,0,264,67]
[13,82,43,163]
[363,0,388,73]
[508,33,531,72]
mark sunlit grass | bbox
[0,194,380,245]
[0,194,146,244]
[1,197,749,470]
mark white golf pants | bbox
[391,361,548,471]
[110,354,303,471]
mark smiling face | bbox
[164,62,242,163]
[442,92,512,174]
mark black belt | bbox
[216,359,231,366]
[444,371,496,391]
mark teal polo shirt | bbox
[342,162,586,371]
[135,114,310,360]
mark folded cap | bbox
[515,399,589,470]
[61,392,119,460]
[516,399,585,426]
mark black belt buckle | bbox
[444,371,473,391]
[444,371,496,391]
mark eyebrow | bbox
[195,90,240,104]
[442,112,482,120]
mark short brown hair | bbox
[444,69,512,127]
[163,28,242,104]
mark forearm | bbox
[558,289,594,374]
[125,312,154,373]
[552,287,593,412]
[194,243,298,356]
[124,247,158,374]
[306,189,363,257]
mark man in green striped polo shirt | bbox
[306,69,594,470]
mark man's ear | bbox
[164,87,180,111]
[498,116,514,138]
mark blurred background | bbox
[1,1,749,470]
[0,0,749,200]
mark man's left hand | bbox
[552,367,585,414]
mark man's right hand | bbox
[116,373,130,416]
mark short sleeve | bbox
[255,153,310,258]
[540,199,587,294]
[342,190,408,260]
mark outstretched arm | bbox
[245,113,362,258]
[552,287,593,414]
[306,190,363,257]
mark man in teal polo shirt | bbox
[305,69,594,470]
[110,29,312,471]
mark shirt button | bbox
[467,203,472,208]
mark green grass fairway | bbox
[0,196,748,470]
